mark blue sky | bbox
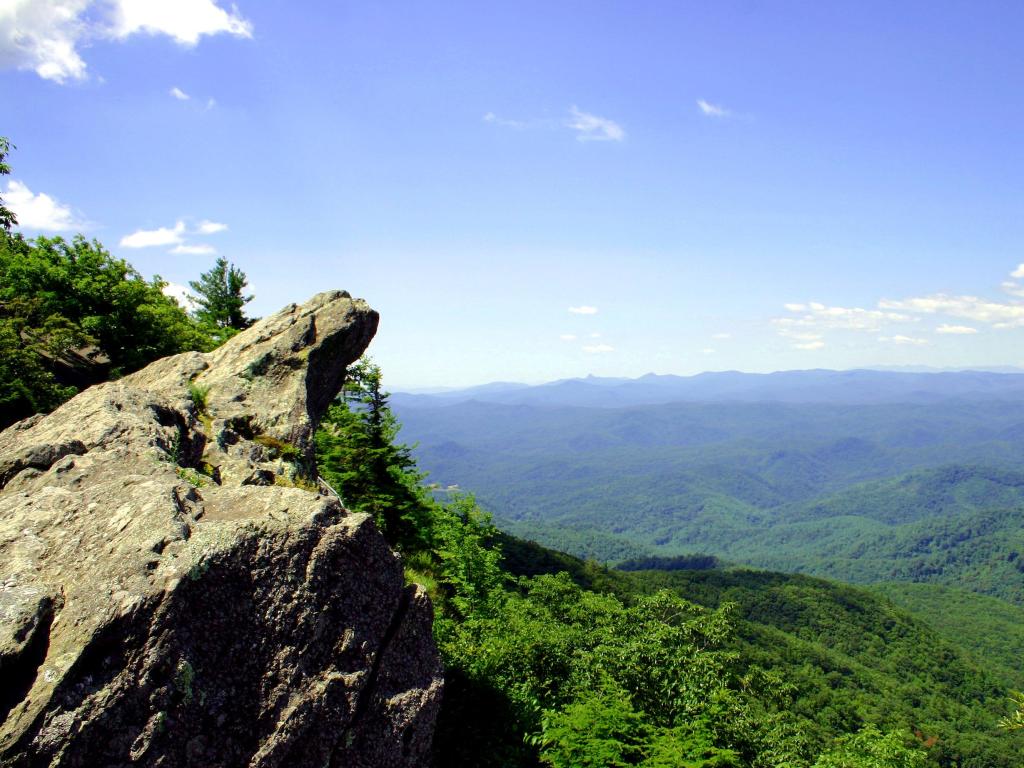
[3,1,1024,387]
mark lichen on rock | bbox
[0,291,443,767]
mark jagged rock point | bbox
[0,291,443,767]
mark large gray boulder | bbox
[0,291,443,767]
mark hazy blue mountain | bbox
[394,369,1024,409]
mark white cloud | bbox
[196,219,227,234]
[1012,264,1024,279]
[702,348,715,355]
[1002,281,1024,298]
[120,218,228,249]
[879,335,928,346]
[697,99,731,118]
[775,302,912,332]
[777,328,825,350]
[778,329,823,342]
[0,0,251,83]
[162,281,197,311]
[568,305,598,315]
[879,294,1024,328]
[582,343,614,354]
[120,220,185,248]
[0,0,90,83]
[935,324,978,335]
[566,106,625,142]
[170,243,216,255]
[559,334,577,342]
[589,332,602,338]
[169,85,189,100]
[4,180,84,231]
[109,0,252,45]
[712,332,732,340]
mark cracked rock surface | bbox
[0,291,443,767]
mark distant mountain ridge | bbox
[392,371,1024,603]
[394,368,1024,409]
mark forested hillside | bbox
[394,396,1024,604]
[317,365,1024,766]
[871,583,1024,690]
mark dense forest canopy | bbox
[393,396,1024,604]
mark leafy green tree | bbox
[0,137,16,232]
[1000,692,1024,731]
[0,320,76,427]
[538,682,648,768]
[812,726,926,768]
[430,492,504,617]
[0,233,215,428]
[188,256,254,337]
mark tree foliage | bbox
[812,726,927,768]
[316,358,435,550]
[0,233,217,428]
[0,136,16,232]
[1000,692,1024,731]
[188,256,254,338]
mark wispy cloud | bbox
[559,334,577,342]
[170,86,190,100]
[568,305,598,315]
[697,99,731,118]
[775,302,912,332]
[120,218,228,251]
[566,106,625,142]
[712,332,732,340]
[1002,281,1024,298]
[484,106,625,142]
[0,0,252,83]
[196,219,227,234]
[482,112,527,130]
[777,327,825,350]
[794,340,825,351]
[775,265,1024,350]
[4,180,85,231]
[702,348,716,355]
[879,335,928,346]
[582,343,614,354]
[170,243,216,255]
[879,294,1024,328]
[778,330,824,342]
[121,220,186,248]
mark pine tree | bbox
[188,257,254,333]
[316,358,433,550]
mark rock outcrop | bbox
[0,291,444,767]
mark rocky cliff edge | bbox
[0,291,443,767]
